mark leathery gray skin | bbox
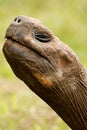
[3,16,87,130]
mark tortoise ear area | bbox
[59,51,73,68]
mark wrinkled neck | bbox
[24,68,87,130]
[47,68,87,130]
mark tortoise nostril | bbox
[18,19,21,23]
[14,17,17,22]
[13,17,21,24]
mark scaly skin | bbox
[3,16,87,130]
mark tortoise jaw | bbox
[5,35,49,62]
[3,38,54,89]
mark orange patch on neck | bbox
[33,73,53,87]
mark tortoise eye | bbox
[34,31,51,43]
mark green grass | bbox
[0,0,87,129]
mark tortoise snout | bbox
[5,16,33,45]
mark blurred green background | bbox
[0,0,87,130]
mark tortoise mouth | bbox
[5,36,29,49]
[5,36,51,65]
[4,36,52,67]
[5,36,40,57]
